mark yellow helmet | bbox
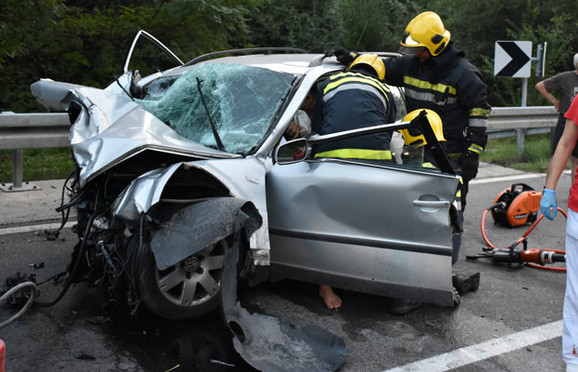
[400,11,451,57]
[348,54,386,80]
[400,109,445,147]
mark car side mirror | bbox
[275,138,309,165]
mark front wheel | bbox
[138,238,228,320]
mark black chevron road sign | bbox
[494,41,532,78]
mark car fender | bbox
[150,197,262,271]
[183,158,272,265]
[113,162,184,223]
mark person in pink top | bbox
[541,94,578,371]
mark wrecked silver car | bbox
[30,31,461,325]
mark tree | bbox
[248,0,344,52]
[0,0,264,112]
[2,0,576,112]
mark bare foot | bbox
[319,285,342,309]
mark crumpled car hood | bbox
[30,79,239,187]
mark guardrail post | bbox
[516,128,526,154]
[0,148,38,192]
[0,111,71,192]
[12,149,23,188]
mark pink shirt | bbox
[566,96,578,211]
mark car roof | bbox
[156,52,343,78]
[209,53,346,76]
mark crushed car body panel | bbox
[222,232,348,372]
[30,79,239,188]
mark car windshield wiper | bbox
[196,77,226,152]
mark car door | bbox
[106,30,185,98]
[266,141,459,307]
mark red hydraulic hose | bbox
[480,207,568,272]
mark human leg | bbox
[563,211,578,366]
[319,285,342,309]
[552,114,567,155]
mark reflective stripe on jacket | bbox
[312,71,396,156]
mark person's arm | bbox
[541,118,578,220]
[544,118,578,190]
[382,55,412,86]
[535,81,560,112]
[458,64,491,182]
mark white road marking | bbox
[0,221,74,236]
[471,170,570,186]
[470,173,545,185]
[384,320,563,372]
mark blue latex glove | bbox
[540,188,557,221]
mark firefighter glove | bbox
[540,188,557,221]
[326,47,356,66]
[460,150,479,182]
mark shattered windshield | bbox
[137,63,295,154]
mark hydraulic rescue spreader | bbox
[467,183,567,272]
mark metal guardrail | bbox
[0,107,559,191]
[0,112,70,150]
[486,106,558,153]
[0,112,70,191]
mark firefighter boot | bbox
[452,272,480,295]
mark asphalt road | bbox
[0,167,571,371]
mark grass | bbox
[0,134,561,182]
[481,133,559,173]
[0,148,73,183]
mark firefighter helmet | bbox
[348,54,386,80]
[400,109,445,147]
[400,11,451,57]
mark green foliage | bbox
[248,0,345,52]
[0,0,263,112]
[0,0,576,113]
[338,0,419,52]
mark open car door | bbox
[111,30,184,97]
[122,30,183,75]
[267,117,460,307]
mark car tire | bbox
[138,237,228,320]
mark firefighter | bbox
[329,11,491,210]
[389,11,490,210]
[312,54,397,310]
[312,54,397,161]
